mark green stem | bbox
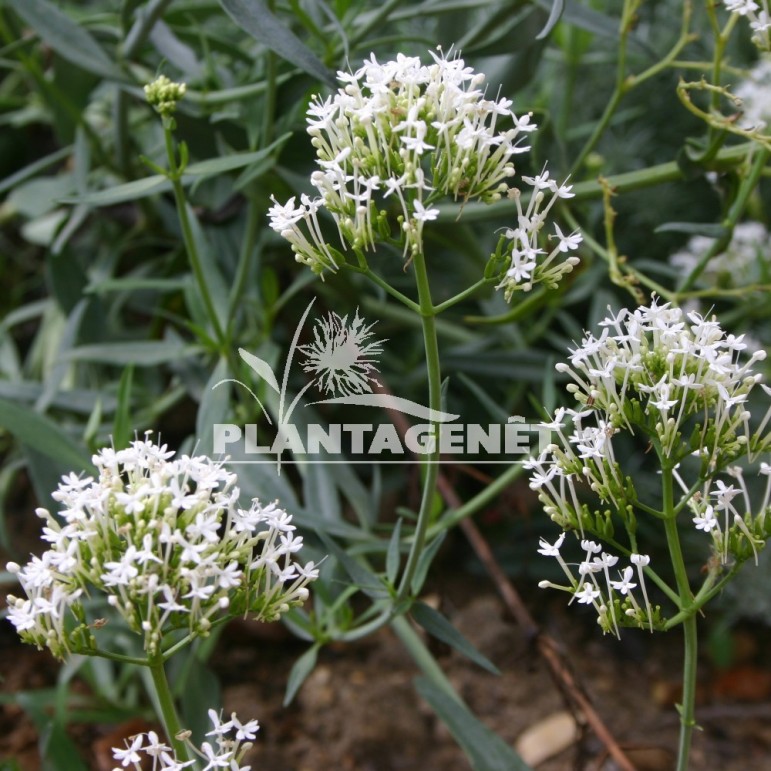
[396,251,442,602]
[163,121,227,348]
[80,648,148,667]
[148,656,191,763]
[661,465,698,771]
[345,263,421,313]
[436,462,522,531]
[433,277,495,314]
[677,614,699,771]
[390,614,461,703]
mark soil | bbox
[3,564,771,771]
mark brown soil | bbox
[3,571,771,771]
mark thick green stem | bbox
[390,615,461,703]
[148,657,191,763]
[396,251,442,602]
[662,466,698,771]
[677,614,699,771]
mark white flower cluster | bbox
[495,169,580,299]
[6,437,318,659]
[537,535,657,636]
[554,298,769,461]
[734,57,771,129]
[724,0,771,49]
[527,298,771,630]
[268,48,579,296]
[112,709,257,770]
[670,221,771,288]
[682,463,770,565]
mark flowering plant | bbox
[6,436,317,766]
[7,436,318,660]
[528,297,771,765]
[268,48,580,297]
[112,709,258,771]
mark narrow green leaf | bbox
[61,175,169,206]
[9,0,124,80]
[0,397,95,474]
[196,358,231,457]
[411,602,499,675]
[385,518,403,585]
[185,139,290,176]
[113,365,134,450]
[537,0,565,39]
[65,341,200,365]
[220,0,335,86]
[414,677,531,771]
[411,531,446,595]
[284,643,320,706]
[0,146,71,197]
[302,460,342,523]
[317,531,389,599]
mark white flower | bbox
[574,583,600,604]
[113,735,144,767]
[111,710,258,771]
[610,566,637,595]
[6,437,318,659]
[537,533,565,556]
[270,47,545,269]
[693,506,719,532]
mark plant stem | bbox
[677,613,699,771]
[148,656,191,763]
[662,465,698,771]
[163,121,227,348]
[396,250,441,602]
[390,614,461,703]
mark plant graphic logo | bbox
[212,299,458,469]
[300,309,384,396]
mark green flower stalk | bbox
[528,296,771,770]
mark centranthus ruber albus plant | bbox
[527,297,771,770]
[6,436,318,768]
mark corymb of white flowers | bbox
[113,709,257,771]
[527,297,771,636]
[6,436,318,660]
[268,47,580,298]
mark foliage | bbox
[0,0,770,768]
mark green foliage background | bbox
[0,0,770,767]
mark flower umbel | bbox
[6,437,318,660]
[267,48,579,296]
[528,297,771,634]
[112,709,258,770]
[144,75,187,116]
[723,0,771,50]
